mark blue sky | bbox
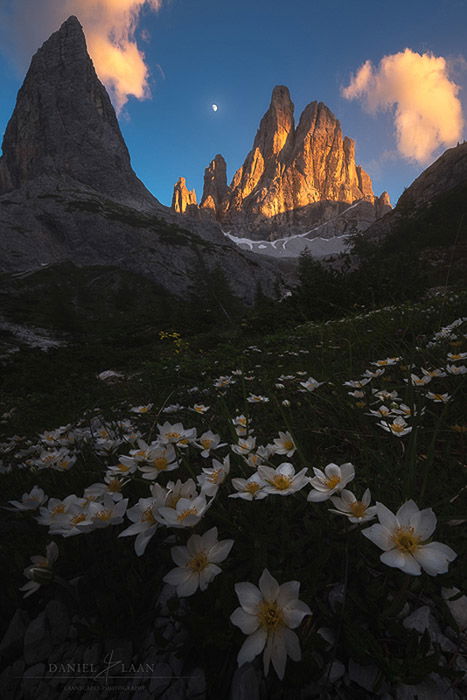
[1,0,466,207]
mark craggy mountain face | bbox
[173,86,391,241]
[0,17,283,302]
[364,142,467,241]
[0,16,159,212]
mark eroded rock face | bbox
[173,86,390,239]
[172,177,197,213]
[200,154,228,215]
[365,142,467,241]
[0,16,159,212]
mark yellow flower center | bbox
[392,527,421,553]
[166,493,181,508]
[52,504,66,515]
[71,513,86,525]
[355,401,366,408]
[201,439,213,449]
[153,457,168,471]
[391,423,406,433]
[245,482,261,495]
[270,474,292,490]
[58,460,70,470]
[283,440,294,451]
[98,430,109,438]
[258,600,284,631]
[95,509,112,521]
[142,507,156,523]
[349,501,367,518]
[177,507,197,522]
[208,470,220,483]
[188,552,208,572]
[107,479,122,493]
[325,475,341,489]
[117,463,130,472]
[166,432,181,440]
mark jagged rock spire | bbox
[172,85,388,237]
[0,16,159,210]
[172,177,197,213]
[200,154,228,215]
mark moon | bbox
[211,103,218,112]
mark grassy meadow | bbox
[1,268,466,696]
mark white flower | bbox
[7,485,47,511]
[163,527,234,597]
[421,367,447,378]
[308,462,355,502]
[371,357,400,367]
[230,569,311,679]
[299,377,323,392]
[258,463,309,496]
[343,378,371,389]
[156,494,209,528]
[191,404,210,414]
[229,474,268,500]
[20,542,59,598]
[118,495,165,555]
[231,436,256,456]
[329,489,377,523]
[405,373,432,386]
[214,375,236,388]
[447,352,467,362]
[362,500,457,576]
[378,416,412,437]
[162,403,184,414]
[197,456,230,497]
[232,415,249,437]
[162,478,198,508]
[426,392,451,403]
[367,405,393,419]
[446,364,467,375]
[130,404,153,414]
[85,475,128,503]
[157,422,197,447]
[271,431,296,457]
[82,495,128,531]
[196,431,226,458]
[247,394,270,404]
[139,444,179,480]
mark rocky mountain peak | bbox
[200,154,228,215]
[0,15,159,211]
[172,177,197,213]
[174,86,388,240]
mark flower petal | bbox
[380,549,421,576]
[270,629,287,679]
[208,539,234,563]
[396,500,419,527]
[230,607,260,635]
[411,508,437,541]
[259,569,279,600]
[235,582,262,613]
[362,523,393,551]
[237,628,267,667]
[283,628,301,662]
[375,502,398,530]
[413,542,457,576]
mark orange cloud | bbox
[1,0,162,112]
[342,49,464,163]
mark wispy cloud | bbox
[342,49,464,163]
[0,0,163,113]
